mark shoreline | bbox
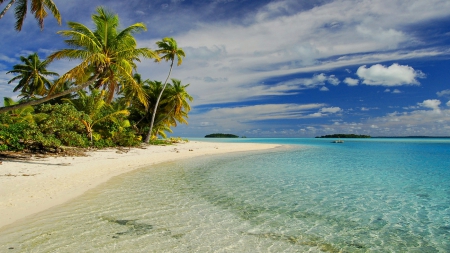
[0,141,280,230]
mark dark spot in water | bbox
[171,233,184,239]
[417,193,430,198]
[114,219,135,226]
[346,241,366,249]
[101,217,154,238]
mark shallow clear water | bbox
[1,138,449,252]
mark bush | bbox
[35,103,89,148]
[0,123,28,151]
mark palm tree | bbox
[6,52,59,98]
[165,78,193,124]
[64,89,130,144]
[154,79,192,133]
[1,97,35,124]
[0,0,61,31]
[118,73,147,108]
[144,37,185,143]
[141,79,192,141]
[0,7,158,114]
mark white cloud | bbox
[356,63,425,86]
[157,0,448,105]
[392,89,402,93]
[320,86,329,91]
[344,77,359,86]
[308,112,324,118]
[437,89,450,97]
[320,107,342,113]
[328,75,340,85]
[447,101,450,107]
[0,54,17,63]
[384,88,391,92]
[418,99,441,111]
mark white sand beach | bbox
[0,141,279,230]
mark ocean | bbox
[0,138,449,252]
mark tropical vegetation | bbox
[0,0,61,31]
[145,37,185,143]
[0,7,193,153]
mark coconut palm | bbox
[139,80,165,138]
[144,37,185,143]
[1,97,35,124]
[6,52,59,98]
[0,0,61,31]
[165,78,192,125]
[49,7,158,103]
[153,79,192,134]
[0,7,158,114]
[118,73,148,108]
[64,89,130,144]
[140,79,192,140]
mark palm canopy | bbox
[145,37,185,143]
[155,37,185,67]
[0,0,61,31]
[48,6,159,105]
[144,79,192,140]
[165,78,192,125]
[6,52,59,97]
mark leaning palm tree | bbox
[6,52,59,98]
[0,0,61,31]
[144,37,185,143]
[0,7,158,114]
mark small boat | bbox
[332,139,344,143]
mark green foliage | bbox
[0,9,193,151]
[0,102,90,151]
[6,53,59,98]
[1,0,62,31]
[0,123,28,151]
[33,103,89,149]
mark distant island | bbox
[316,134,371,138]
[205,133,240,138]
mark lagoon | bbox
[1,138,449,252]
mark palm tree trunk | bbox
[0,73,100,114]
[0,0,16,19]
[144,60,174,143]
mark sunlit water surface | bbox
[0,138,449,252]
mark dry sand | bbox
[0,141,279,229]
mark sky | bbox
[1,0,450,137]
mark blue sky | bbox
[1,0,450,137]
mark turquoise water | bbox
[0,138,449,252]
